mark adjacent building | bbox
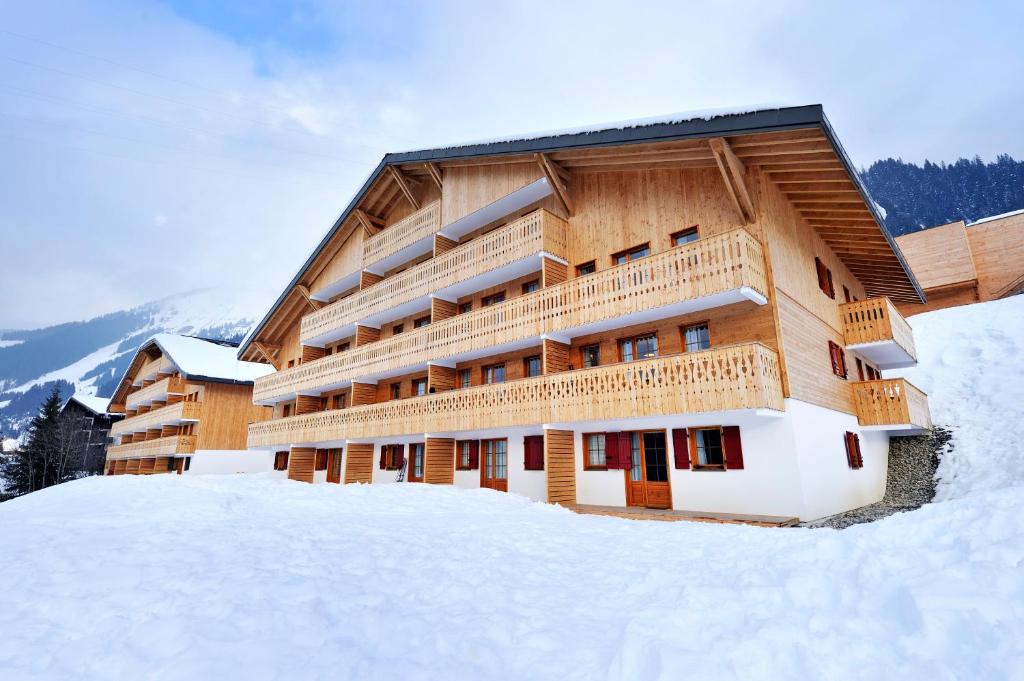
[894,208,1024,315]
[238,105,932,521]
[105,334,274,476]
[60,394,123,475]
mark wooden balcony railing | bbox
[841,297,917,362]
[259,228,768,403]
[852,379,931,429]
[125,375,187,410]
[106,435,197,460]
[361,200,442,269]
[301,209,569,344]
[248,343,784,448]
[134,356,174,385]
[111,400,202,436]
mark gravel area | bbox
[803,426,952,529]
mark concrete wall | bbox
[186,449,276,475]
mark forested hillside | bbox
[861,155,1024,235]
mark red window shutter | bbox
[815,257,826,292]
[618,432,632,470]
[468,440,479,470]
[838,346,848,379]
[394,444,405,470]
[828,341,848,378]
[524,435,544,471]
[844,432,855,468]
[672,428,690,469]
[854,434,863,468]
[846,432,863,469]
[379,446,387,469]
[826,268,835,299]
[722,426,744,470]
[604,432,622,469]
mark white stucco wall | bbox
[185,449,275,475]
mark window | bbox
[693,428,724,468]
[580,344,600,368]
[524,355,542,378]
[866,364,881,381]
[523,436,544,471]
[331,394,346,410]
[682,323,710,352]
[390,382,402,400]
[844,431,864,469]
[483,363,506,384]
[457,440,476,470]
[843,285,852,303]
[338,342,350,353]
[282,403,292,418]
[459,302,472,314]
[166,457,175,472]
[458,368,472,389]
[522,280,540,295]
[409,443,425,481]
[815,257,835,299]
[315,449,328,471]
[325,347,332,356]
[183,456,191,472]
[392,323,404,335]
[619,334,659,362]
[287,359,295,368]
[414,316,431,329]
[584,433,606,470]
[482,439,509,479]
[671,226,699,246]
[828,341,848,379]
[412,378,428,396]
[380,444,404,471]
[612,243,651,265]
[576,260,596,277]
[856,357,865,382]
[482,292,506,307]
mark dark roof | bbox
[240,105,921,357]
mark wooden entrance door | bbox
[480,438,508,492]
[326,448,343,484]
[408,443,425,483]
[625,431,671,509]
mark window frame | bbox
[611,242,651,265]
[390,382,402,400]
[412,377,428,397]
[459,302,472,315]
[274,451,289,471]
[482,362,506,385]
[458,368,472,389]
[481,292,506,307]
[583,432,608,471]
[618,333,659,362]
[523,355,542,378]
[670,226,700,247]
[580,343,601,368]
[828,341,848,379]
[392,323,404,335]
[689,426,726,470]
[456,440,474,470]
[381,444,403,471]
[681,322,711,353]
[413,316,431,329]
[521,279,540,295]
[315,449,328,471]
[575,260,596,277]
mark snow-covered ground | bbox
[0,298,1022,680]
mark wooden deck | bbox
[571,504,799,527]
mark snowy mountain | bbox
[0,289,269,439]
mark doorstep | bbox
[570,504,799,527]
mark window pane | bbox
[643,432,668,482]
[460,442,470,467]
[587,434,606,467]
[684,324,710,352]
[459,369,471,388]
[525,356,541,377]
[632,245,650,259]
[673,228,698,246]
[494,364,505,382]
[637,335,658,359]
[630,433,642,481]
[582,344,600,368]
[620,340,634,363]
[696,429,724,466]
[495,440,507,479]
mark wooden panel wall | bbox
[545,430,576,506]
[542,339,570,373]
[138,458,155,475]
[153,456,170,474]
[434,234,458,255]
[344,443,373,483]
[288,447,315,483]
[310,228,364,294]
[295,395,323,416]
[351,382,377,406]
[454,271,542,311]
[431,297,458,321]
[427,364,456,392]
[441,162,547,226]
[895,221,977,290]
[541,257,567,287]
[195,382,272,450]
[424,438,455,485]
[967,212,1024,300]
[360,271,384,289]
[776,294,853,414]
[355,325,381,346]
[302,345,326,363]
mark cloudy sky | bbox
[1,0,1022,329]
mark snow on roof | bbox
[391,104,791,154]
[65,394,113,416]
[149,334,275,383]
[967,208,1024,226]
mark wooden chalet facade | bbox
[104,335,274,476]
[238,105,932,520]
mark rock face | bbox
[806,427,950,529]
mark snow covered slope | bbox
[0,288,269,437]
[891,296,1024,500]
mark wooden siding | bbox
[542,257,567,287]
[344,443,373,483]
[440,162,550,226]
[853,379,932,429]
[125,459,140,474]
[248,344,783,448]
[153,456,171,474]
[967,212,1024,300]
[362,200,441,269]
[840,297,917,361]
[431,297,458,321]
[138,457,155,475]
[545,430,576,506]
[254,228,768,403]
[542,339,570,374]
[427,364,456,392]
[424,438,455,484]
[301,209,569,344]
[194,383,271,451]
[895,221,977,290]
[125,375,186,410]
[111,400,201,436]
[107,435,196,459]
[287,447,316,483]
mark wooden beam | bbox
[252,342,281,370]
[535,153,574,216]
[425,162,443,191]
[387,165,419,210]
[354,209,383,238]
[708,137,755,224]
[295,284,323,312]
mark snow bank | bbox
[1,475,1022,680]
[891,296,1024,500]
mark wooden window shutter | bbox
[394,444,405,470]
[379,446,387,470]
[671,428,690,469]
[828,341,848,378]
[826,268,835,299]
[845,432,864,469]
[468,440,480,470]
[604,432,623,469]
[722,426,744,470]
[524,435,544,471]
[815,257,826,292]
[617,432,632,470]
[853,433,863,468]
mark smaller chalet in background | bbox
[60,394,123,474]
[895,208,1024,315]
[104,334,274,476]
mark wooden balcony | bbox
[256,228,769,403]
[125,375,187,410]
[852,379,931,432]
[107,435,197,460]
[248,343,784,448]
[133,356,174,385]
[362,200,442,270]
[301,209,570,345]
[841,297,917,369]
[111,400,202,436]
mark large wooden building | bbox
[104,334,274,476]
[894,209,1024,315]
[238,105,932,521]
